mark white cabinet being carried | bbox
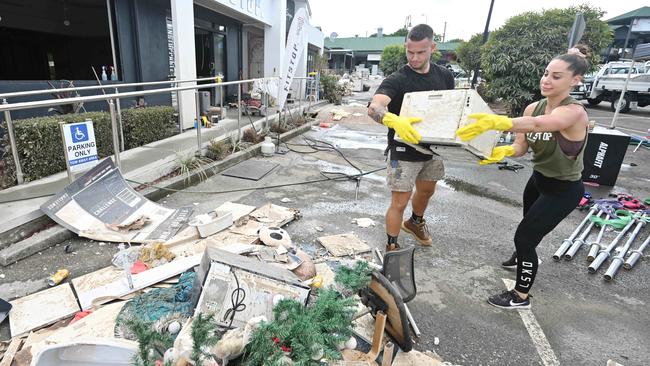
[397,89,501,158]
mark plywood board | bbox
[0,337,22,366]
[9,284,80,337]
[250,203,297,227]
[76,254,202,310]
[317,233,371,257]
[393,349,445,366]
[398,89,499,158]
[214,202,256,222]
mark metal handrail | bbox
[1,75,318,186]
[0,77,279,112]
[0,75,234,100]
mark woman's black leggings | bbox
[514,170,584,294]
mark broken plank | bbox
[77,254,201,310]
[250,203,297,227]
[215,202,256,222]
[0,337,22,366]
[9,284,79,338]
[317,233,371,257]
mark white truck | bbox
[581,60,650,113]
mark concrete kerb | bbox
[0,101,327,265]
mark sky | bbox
[309,0,645,41]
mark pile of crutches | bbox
[553,197,650,281]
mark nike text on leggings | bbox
[514,171,583,294]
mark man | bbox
[367,24,454,252]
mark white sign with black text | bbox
[63,120,99,172]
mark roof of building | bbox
[606,6,650,25]
[324,36,460,52]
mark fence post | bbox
[114,88,124,151]
[195,90,202,155]
[108,100,122,170]
[2,99,24,184]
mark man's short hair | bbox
[407,24,434,42]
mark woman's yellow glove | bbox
[456,113,513,141]
[480,145,515,165]
[383,112,422,144]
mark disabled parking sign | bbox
[62,120,98,173]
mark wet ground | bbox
[2,82,649,365]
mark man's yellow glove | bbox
[383,112,422,144]
[480,145,515,165]
[456,113,513,141]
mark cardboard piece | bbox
[214,202,256,222]
[317,233,371,257]
[9,284,80,337]
[398,89,500,158]
[250,203,297,227]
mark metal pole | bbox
[264,88,269,133]
[621,19,634,59]
[471,0,495,89]
[588,213,638,273]
[298,78,303,115]
[59,122,75,184]
[105,0,119,79]
[195,91,202,155]
[114,89,124,151]
[108,100,121,170]
[604,215,646,281]
[587,214,610,262]
[565,210,603,260]
[609,59,636,129]
[624,233,650,269]
[553,207,597,260]
[237,83,242,145]
[2,99,24,184]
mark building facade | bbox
[0,0,324,127]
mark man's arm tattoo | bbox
[368,103,386,124]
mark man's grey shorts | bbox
[386,155,445,192]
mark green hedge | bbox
[122,106,177,150]
[1,106,177,188]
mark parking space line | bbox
[502,278,560,366]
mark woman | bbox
[456,45,590,309]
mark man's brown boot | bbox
[401,219,432,246]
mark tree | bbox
[481,5,612,116]
[387,27,408,37]
[379,45,442,76]
[446,38,465,43]
[456,33,483,75]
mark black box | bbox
[582,126,630,186]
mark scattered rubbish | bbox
[213,316,267,365]
[280,197,293,203]
[353,218,376,228]
[107,215,151,233]
[69,310,92,324]
[352,112,364,117]
[46,269,70,286]
[195,247,310,328]
[315,226,324,232]
[32,339,138,366]
[317,233,371,257]
[9,284,80,337]
[0,337,22,366]
[0,273,4,279]
[130,260,148,274]
[189,211,233,238]
[259,226,291,247]
[0,297,11,324]
[42,159,192,243]
[98,242,106,246]
[434,337,440,346]
[497,161,524,172]
[320,122,333,127]
[331,109,351,121]
[64,244,73,253]
[250,203,298,227]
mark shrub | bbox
[320,74,344,105]
[1,106,178,188]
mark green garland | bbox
[190,313,221,364]
[244,289,357,366]
[334,260,372,292]
[125,318,174,366]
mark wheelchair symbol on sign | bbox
[74,127,86,141]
